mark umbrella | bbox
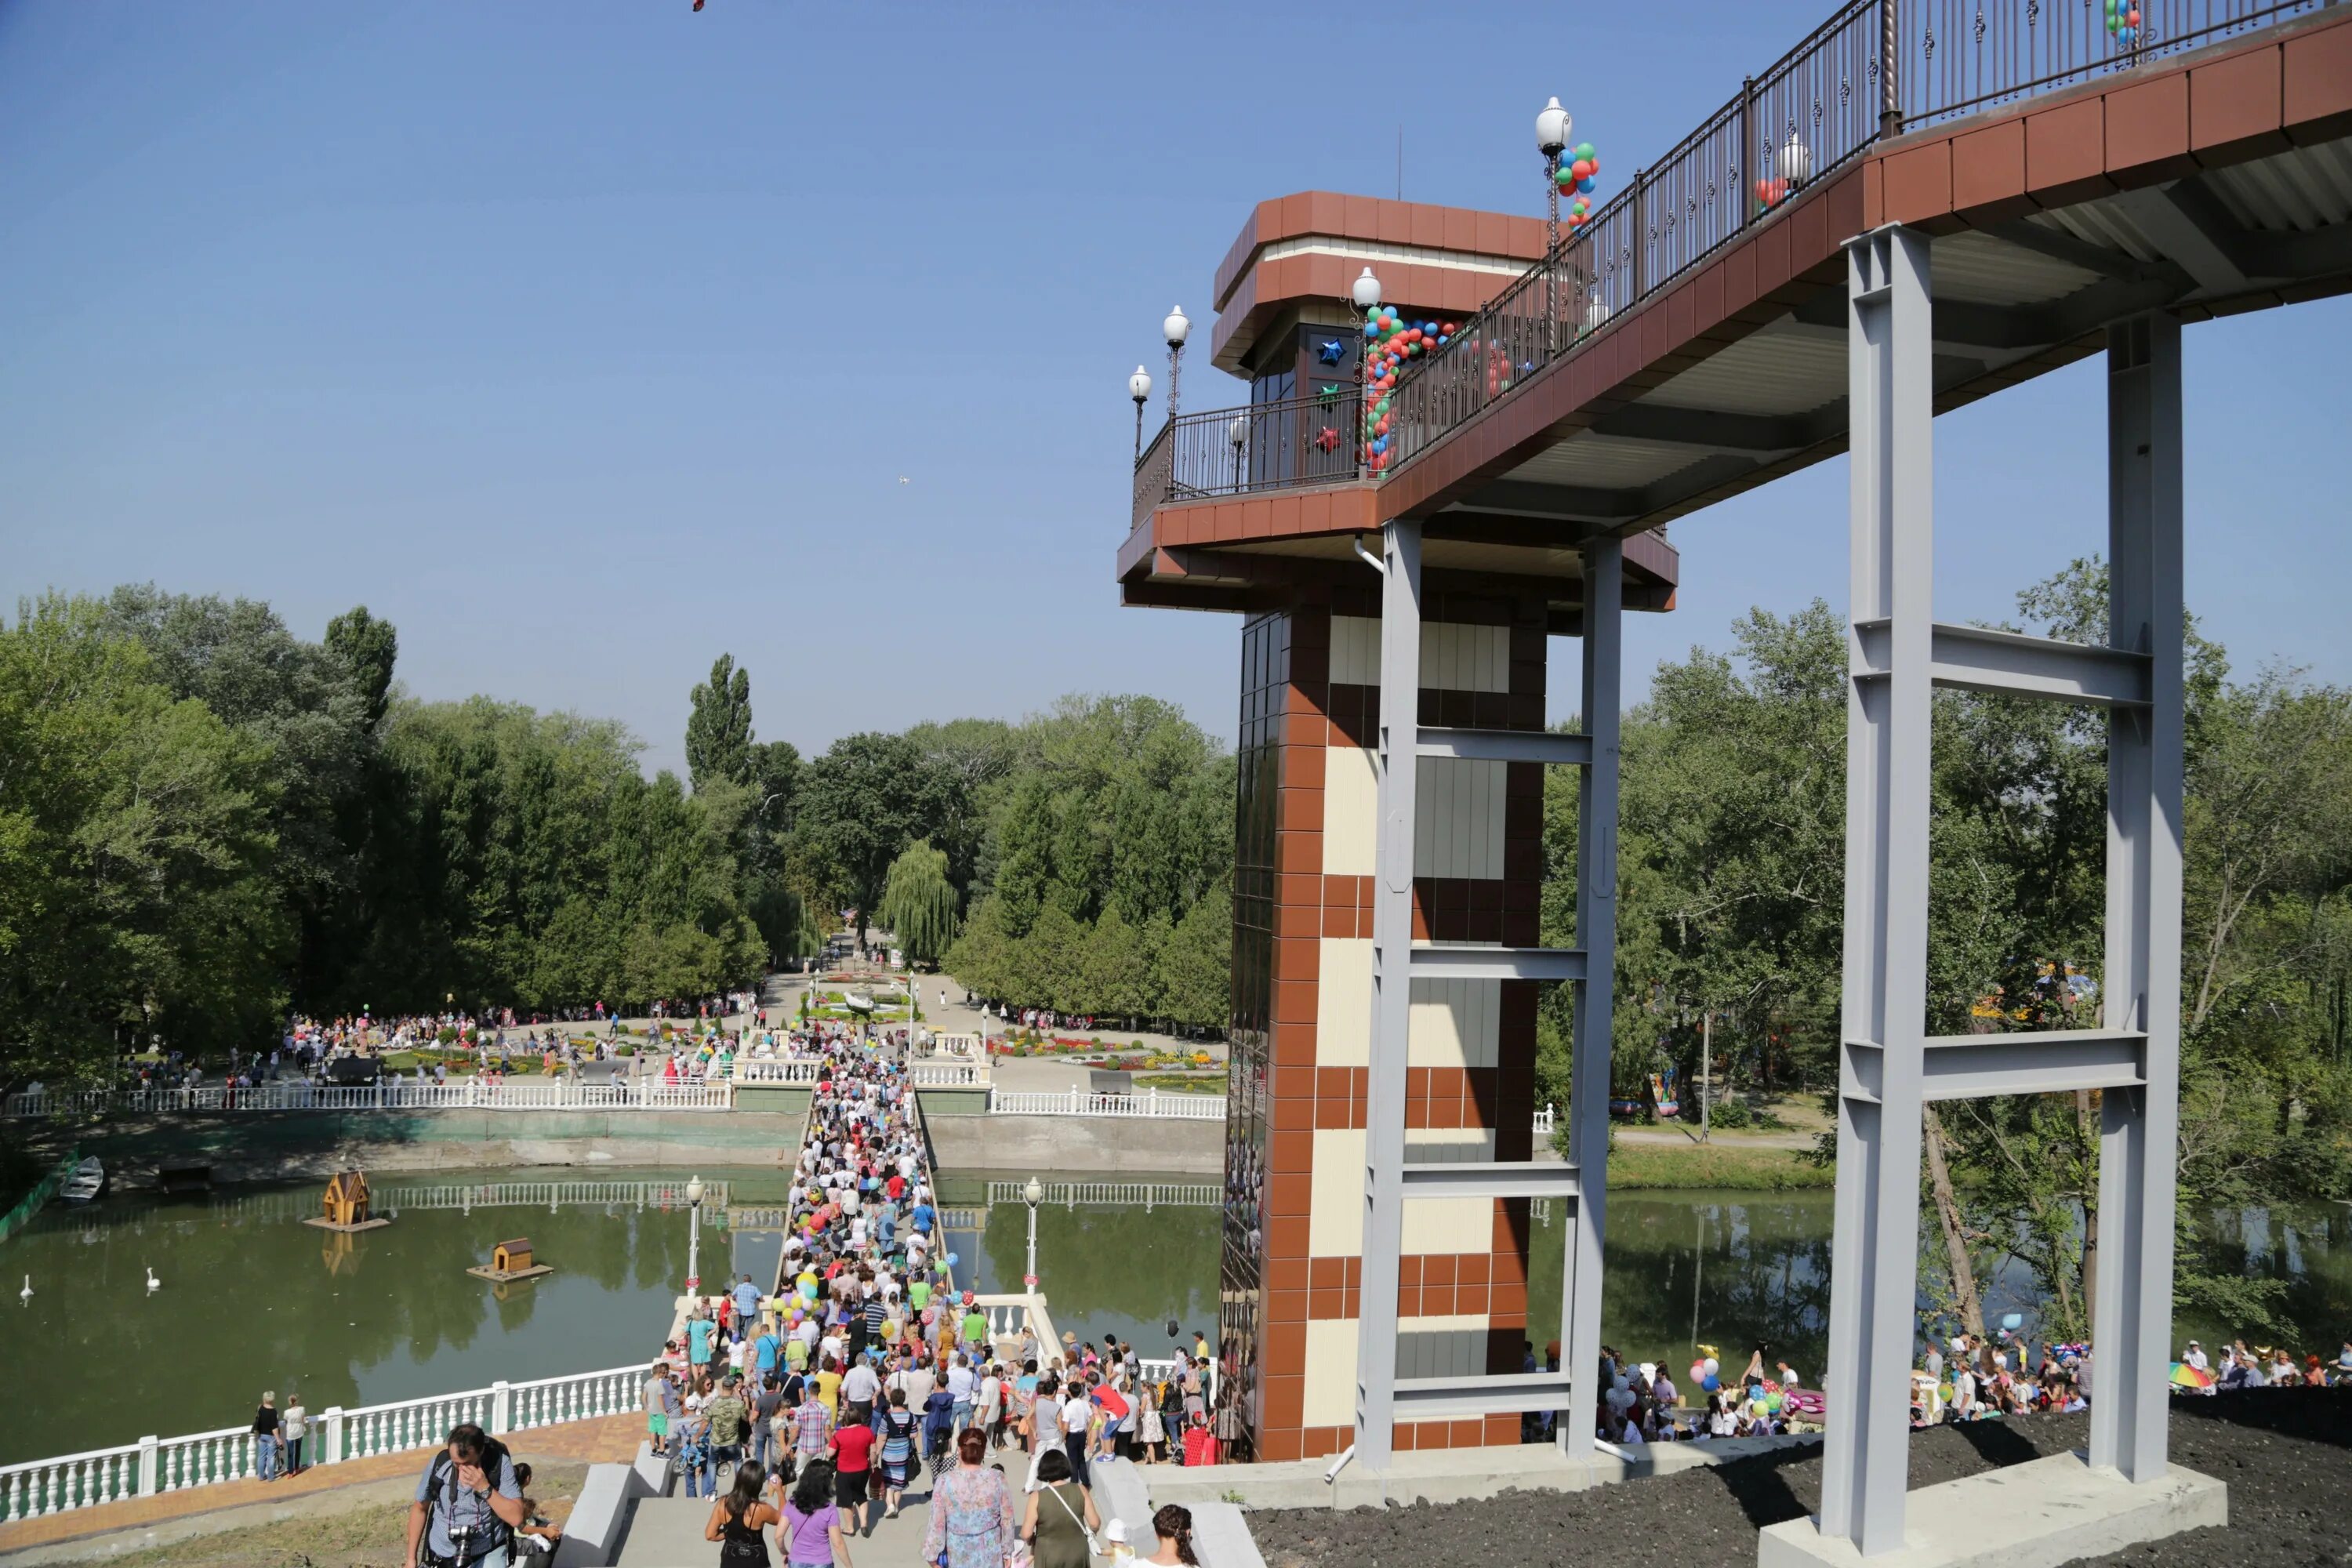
[2169,1362,2215,1389]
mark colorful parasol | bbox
[2169,1362,2216,1389]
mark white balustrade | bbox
[2,1079,736,1118]
[982,1179,1221,1207]
[0,1363,644,1524]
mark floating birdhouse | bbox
[324,1171,370,1226]
[303,1170,390,1233]
[493,1237,532,1273]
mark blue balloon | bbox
[1363,321,1379,338]
[1577,177,1595,194]
[946,1251,960,1268]
[1701,1374,1722,1392]
[2001,1312,2024,1331]
[1372,435,1388,454]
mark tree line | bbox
[0,591,1240,1087]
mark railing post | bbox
[1632,168,1649,299]
[1880,0,1902,137]
[490,1381,512,1436]
[1739,77,1756,229]
[136,1436,158,1497]
[321,1407,344,1466]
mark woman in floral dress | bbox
[922,1427,1016,1568]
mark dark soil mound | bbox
[1251,1388,2350,1568]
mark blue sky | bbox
[3,0,2344,776]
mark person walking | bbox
[826,1410,876,1536]
[707,1375,753,1491]
[782,1461,855,1568]
[1020,1449,1099,1568]
[923,1427,1018,1568]
[875,1388,920,1521]
[704,1461,780,1566]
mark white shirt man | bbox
[978,1370,1004,1430]
[819,1330,845,1370]
[946,1360,977,1403]
[841,1362,880,1409]
[2183,1341,2209,1372]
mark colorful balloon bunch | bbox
[1358,309,1460,470]
[1755,176,1794,212]
[2105,0,2140,45]
[1554,140,1602,228]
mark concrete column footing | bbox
[1756,1452,2225,1568]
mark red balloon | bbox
[1440,321,1457,335]
[1570,158,1593,180]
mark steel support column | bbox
[1559,535,1622,1462]
[1354,517,1424,1472]
[2087,314,2184,1483]
[1818,225,1935,1559]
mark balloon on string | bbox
[1577,177,1595,194]
[1704,1357,1720,1375]
[946,1252,960,1268]
[1574,141,1595,161]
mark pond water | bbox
[4,1167,2344,1466]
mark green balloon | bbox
[1375,397,1391,415]
[1574,140,1595,161]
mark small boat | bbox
[60,1157,107,1204]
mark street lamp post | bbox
[684,1173,706,1297]
[1349,267,1381,478]
[1537,96,1573,351]
[1022,1175,1045,1289]
[1228,413,1248,492]
[1129,365,1152,460]
[1163,307,1190,420]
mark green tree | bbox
[685,654,755,790]
[791,731,971,914]
[324,605,400,734]
[1081,905,1152,1022]
[880,840,960,965]
[1154,887,1232,1030]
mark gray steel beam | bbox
[1416,727,1594,765]
[1406,946,1588,982]
[1394,1370,1577,1420]
[1353,519,1423,1473]
[1919,1029,2148,1099]
[1400,1161,1584,1200]
[1588,401,1825,452]
[1819,227,1936,1560]
[1561,534,1623,1465]
[1853,619,2153,706]
[2088,314,2186,1486]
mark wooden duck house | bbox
[303,1169,390,1232]
[468,1236,554,1283]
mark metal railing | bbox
[0,1363,644,1524]
[1131,386,1364,530]
[1,1080,735,1117]
[1136,0,2326,502]
[988,1086,1228,1120]
[982,1179,1221,1207]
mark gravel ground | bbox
[1252,1389,2349,1568]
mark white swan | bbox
[146,1266,161,1293]
[17,1275,28,1303]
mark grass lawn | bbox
[1604,1141,1834,1191]
[1129,1073,1226,1094]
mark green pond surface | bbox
[3,1168,2344,1466]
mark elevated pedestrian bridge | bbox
[1122,2,2352,615]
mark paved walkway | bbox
[0,1413,644,1556]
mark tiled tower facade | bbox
[1221,583,1550,1463]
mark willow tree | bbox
[880,840,959,966]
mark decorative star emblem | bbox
[1316,383,1341,404]
[1315,426,1341,452]
[1316,339,1347,365]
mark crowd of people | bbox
[621,1022,1218,1568]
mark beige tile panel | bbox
[1316,938,1372,1067]
[1401,1194,1493,1254]
[1302,1319,1359,1428]
[1308,1127,1366,1256]
[1323,744,1378,877]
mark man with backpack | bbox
[405,1424,524,1568]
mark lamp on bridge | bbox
[1228,414,1248,492]
[684,1173,706,1296]
[1777,129,1813,187]
[1536,94,1573,256]
[1022,1175,1045,1289]
[1128,365,1152,459]
[1163,307,1190,419]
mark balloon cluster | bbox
[1554,141,1602,228]
[1755,176,1794,212]
[1358,310,1461,470]
[2105,0,2140,45]
[1687,1353,1723,1392]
